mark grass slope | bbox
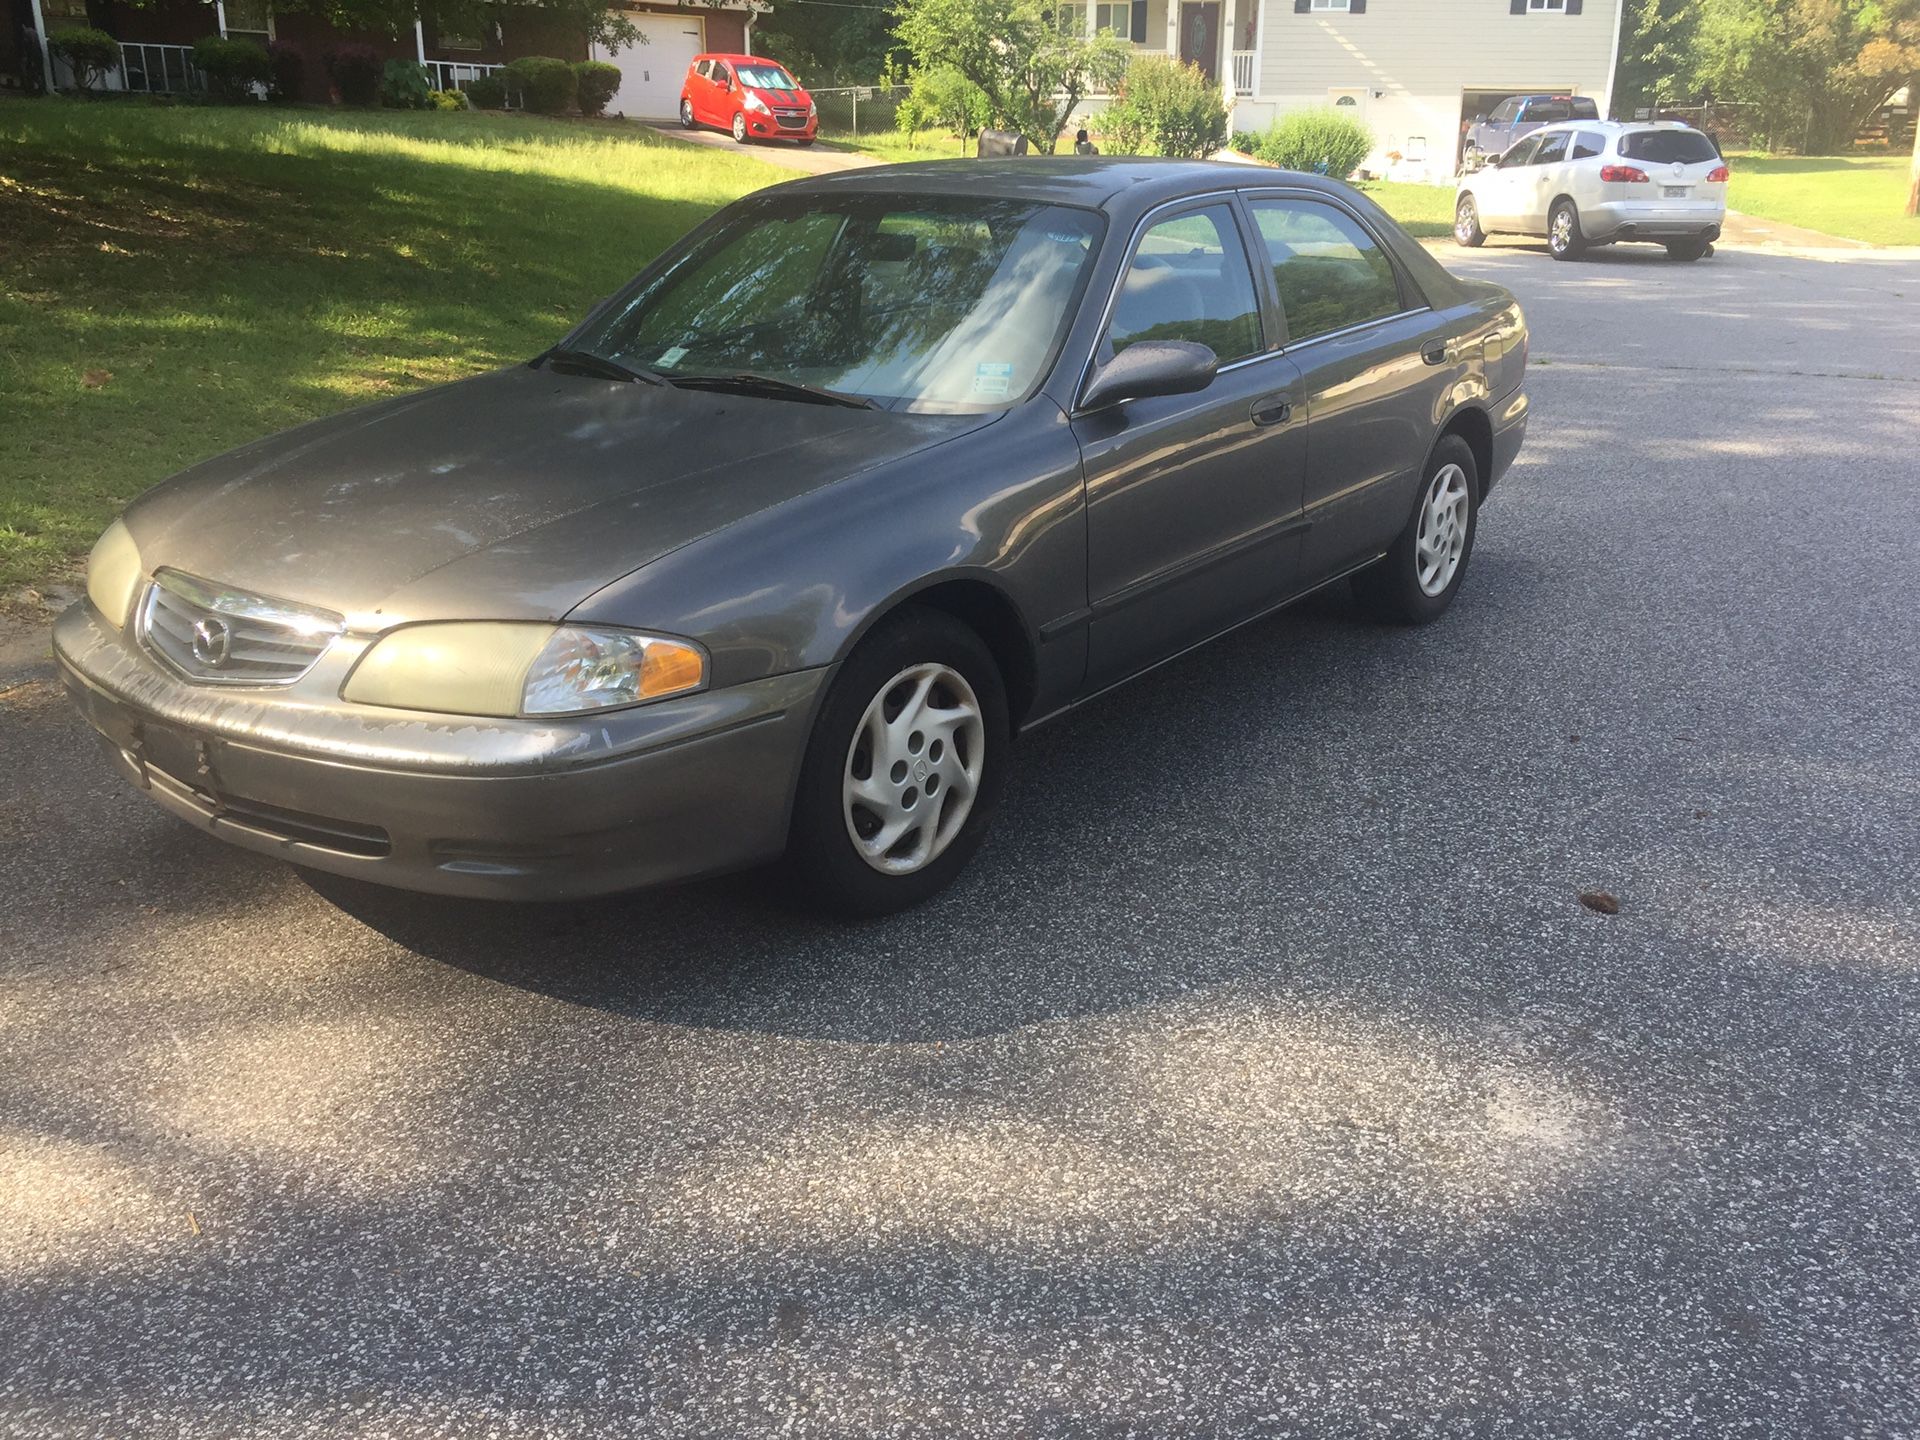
[0,100,780,589]
[1726,153,1919,248]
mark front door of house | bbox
[1178,2,1221,84]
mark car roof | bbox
[698,53,772,65]
[769,157,1368,217]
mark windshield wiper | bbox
[536,347,664,386]
[663,372,876,409]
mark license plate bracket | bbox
[1663,185,1689,198]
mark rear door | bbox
[1246,193,1443,582]
[1075,200,1308,689]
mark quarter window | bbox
[1249,199,1401,344]
[1572,130,1605,159]
[1108,206,1263,363]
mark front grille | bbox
[773,108,809,130]
[139,569,344,686]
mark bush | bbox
[427,87,469,111]
[266,42,304,103]
[1253,107,1373,180]
[465,72,508,110]
[325,44,382,106]
[192,35,271,103]
[896,66,990,148]
[49,27,119,94]
[379,57,431,109]
[1100,55,1227,159]
[504,55,575,114]
[573,60,620,117]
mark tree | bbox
[755,2,899,85]
[1610,0,1701,117]
[1691,0,1920,153]
[119,0,644,50]
[1909,100,1920,215]
[894,0,1131,153]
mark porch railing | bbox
[423,59,504,93]
[1231,50,1255,97]
[120,42,203,94]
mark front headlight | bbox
[807,98,817,119]
[743,90,770,113]
[342,622,706,718]
[86,518,145,631]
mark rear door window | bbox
[1619,129,1720,164]
[1250,198,1402,344]
[1109,205,1263,362]
[1533,131,1570,164]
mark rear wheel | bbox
[731,111,749,143]
[1454,193,1486,247]
[1667,237,1710,261]
[1352,435,1480,625]
[1548,199,1585,261]
[786,608,1010,917]
[679,97,695,129]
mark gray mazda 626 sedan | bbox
[57,159,1529,915]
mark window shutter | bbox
[1295,0,1311,12]
[1131,0,1147,40]
[1565,0,1582,11]
[1349,0,1365,10]
[1510,0,1527,11]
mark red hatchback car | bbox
[679,53,818,145]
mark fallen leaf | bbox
[81,369,113,389]
[187,1210,202,1237]
[1578,891,1620,915]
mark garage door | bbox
[593,16,704,120]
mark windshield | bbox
[573,195,1105,412]
[1620,129,1720,163]
[735,64,797,91]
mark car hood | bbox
[122,366,989,625]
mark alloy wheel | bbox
[1455,197,1478,244]
[732,112,747,143]
[1550,205,1574,255]
[842,662,985,876]
[680,98,694,128]
[1415,463,1471,596]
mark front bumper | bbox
[54,601,827,900]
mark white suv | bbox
[1454,121,1728,262]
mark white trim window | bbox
[1528,0,1567,9]
[1310,0,1351,10]
[1093,1,1127,33]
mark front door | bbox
[1075,201,1307,690]
[1178,3,1221,84]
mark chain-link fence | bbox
[808,84,911,144]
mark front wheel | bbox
[1351,435,1480,625]
[786,608,1010,917]
[1548,199,1585,261]
[731,111,749,143]
[1666,238,1711,261]
[1455,193,1486,247]
[679,98,696,129]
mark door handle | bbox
[1421,341,1448,366]
[1251,396,1292,427]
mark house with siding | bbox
[10,0,756,115]
[1069,0,1624,183]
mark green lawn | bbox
[1724,153,1919,248]
[821,129,977,163]
[0,99,783,589]
[1351,180,1456,239]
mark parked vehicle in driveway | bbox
[680,53,816,145]
[1464,94,1601,162]
[1454,121,1727,260]
[58,160,1528,915]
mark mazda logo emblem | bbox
[191,616,233,667]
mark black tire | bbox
[786,607,1010,917]
[1666,238,1710,261]
[1351,434,1481,625]
[1548,198,1585,261]
[797,137,815,147]
[679,98,696,129]
[731,111,749,144]
[1454,193,1486,248]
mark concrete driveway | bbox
[2,242,1917,1437]
[645,121,881,175]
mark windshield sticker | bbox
[972,361,1014,398]
[655,345,689,369]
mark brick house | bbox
[10,0,755,114]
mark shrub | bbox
[49,27,120,94]
[465,72,508,110]
[427,87,468,111]
[573,60,620,117]
[266,41,304,102]
[192,35,271,103]
[896,66,989,148]
[379,57,431,109]
[1253,107,1373,179]
[1100,55,1226,159]
[504,55,575,114]
[325,44,382,106]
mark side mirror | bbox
[1080,340,1218,412]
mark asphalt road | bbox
[3,239,1918,1438]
